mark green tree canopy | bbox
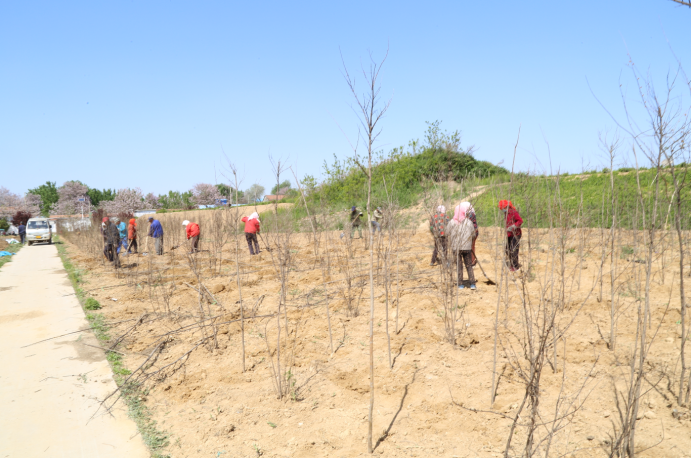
[87,188,116,207]
[271,180,292,195]
[28,181,58,217]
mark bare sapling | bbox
[600,132,622,350]
[499,171,600,457]
[259,156,301,399]
[222,158,246,372]
[665,157,691,405]
[491,126,519,405]
[341,45,391,453]
[319,209,335,354]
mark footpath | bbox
[0,242,148,457]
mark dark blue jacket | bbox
[18,224,26,234]
[148,220,163,238]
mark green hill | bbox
[272,122,690,232]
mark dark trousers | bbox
[189,235,199,253]
[245,232,260,255]
[471,236,477,265]
[104,243,121,268]
[455,250,475,284]
[128,238,138,253]
[431,235,447,264]
[506,235,521,269]
[19,233,25,244]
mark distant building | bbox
[262,194,286,202]
[134,209,157,217]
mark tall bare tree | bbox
[341,46,391,453]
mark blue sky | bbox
[1,1,689,196]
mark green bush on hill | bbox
[309,121,507,210]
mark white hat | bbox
[182,220,190,226]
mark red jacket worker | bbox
[182,220,200,253]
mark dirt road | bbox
[0,243,148,458]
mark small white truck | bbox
[26,217,52,245]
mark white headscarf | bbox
[248,211,260,222]
[437,205,446,213]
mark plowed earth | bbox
[58,217,690,458]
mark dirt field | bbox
[57,215,691,458]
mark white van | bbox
[26,217,52,245]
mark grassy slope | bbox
[286,157,689,230]
[471,166,691,229]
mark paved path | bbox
[0,242,148,457]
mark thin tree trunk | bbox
[233,180,245,372]
[610,159,617,350]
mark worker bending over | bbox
[447,202,476,290]
[241,212,261,255]
[183,220,200,253]
[499,200,523,271]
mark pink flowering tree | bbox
[23,193,42,216]
[0,188,51,219]
[191,183,223,206]
[101,188,146,215]
[0,187,20,220]
[144,192,161,209]
[50,181,93,216]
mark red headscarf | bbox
[498,200,515,210]
[129,218,136,226]
[102,217,109,222]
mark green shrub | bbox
[85,298,101,310]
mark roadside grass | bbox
[0,240,23,270]
[54,235,170,457]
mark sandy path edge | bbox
[0,242,149,458]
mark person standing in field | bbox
[499,200,523,271]
[127,218,138,254]
[429,205,450,266]
[17,222,26,244]
[241,212,261,255]
[182,220,200,253]
[349,206,363,239]
[446,202,476,290]
[116,218,128,255]
[104,218,121,268]
[101,217,111,260]
[465,203,479,266]
[371,206,383,234]
[148,217,164,255]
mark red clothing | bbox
[505,208,523,237]
[241,216,260,234]
[186,222,200,239]
[429,213,450,237]
[128,223,137,240]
